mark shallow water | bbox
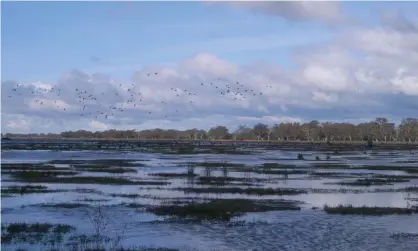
[2,147,418,251]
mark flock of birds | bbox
[5,73,274,122]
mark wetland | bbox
[1,140,418,251]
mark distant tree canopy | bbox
[4,117,418,142]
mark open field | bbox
[2,140,418,250]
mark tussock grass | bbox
[1,185,63,196]
[333,178,410,186]
[47,159,146,167]
[74,166,137,174]
[38,203,89,209]
[4,170,79,180]
[351,165,418,173]
[148,172,197,178]
[147,199,301,221]
[255,169,308,175]
[13,176,170,185]
[1,223,75,244]
[1,163,71,171]
[181,187,307,195]
[323,204,418,215]
[261,163,306,169]
[391,232,418,239]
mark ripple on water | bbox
[2,148,418,250]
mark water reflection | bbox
[2,148,418,250]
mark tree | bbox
[252,123,269,141]
[207,126,229,140]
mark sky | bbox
[2,1,418,133]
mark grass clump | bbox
[147,199,301,221]
[1,163,71,171]
[255,169,308,175]
[323,204,418,215]
[148,172,197,178]
[261,163,302,169]
[181,187,306,195]
[14,176,170,185]
[48,159,145,167]
[75,166,137,174]
[350,165,418,174]
[334,178,410,186]
[197,162,244,168]
[1,185,59,196]
[4,170,78,180]
[195,176,266,186]
[1,222,75,244]
[38,203,89,209]
[391,232,418,240]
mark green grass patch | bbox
[324,204,418,215]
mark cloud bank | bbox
[2,3,418,133]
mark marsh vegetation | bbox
[2,141,418,250]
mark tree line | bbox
[3,117,418,142]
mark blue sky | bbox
[2,1,418,133]
[2,1,340,81]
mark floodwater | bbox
[1,145,418,251]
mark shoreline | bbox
[2,138,418,151]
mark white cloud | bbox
[225,1,345,24]
[89,120,109,131]
[2,9,418,133]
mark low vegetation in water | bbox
[391,232,418,240]
[1,163,72,171]
[323,204,418,215]
[331,178,410,186]
[261,163,308,169]
[147,199,301,221]
[73,165,137,174]
[180,187,307,196]
[1,185,64,196]
[255,169,308,175]
[9,175,170,185]
[148,172,198,178]
[4,170,79,180]
[350,165,418,174]
[37,203,90,209]
[1,223,75,244]
[47,159,146,167]
[195,162,244,168]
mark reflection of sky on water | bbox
[1,148,418,250]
